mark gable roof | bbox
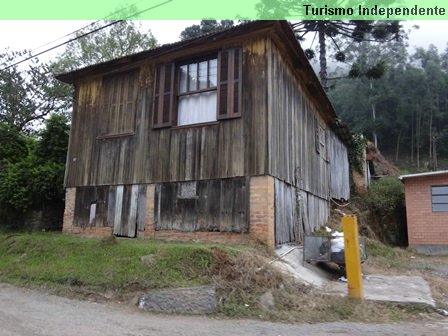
[55,20,352,145]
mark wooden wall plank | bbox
[155,178,248,233]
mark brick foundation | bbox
[141,184,156,239]
[62,188,76,234]
[62,176,276,247]
[249,175,275,248]
[154,231,251,244]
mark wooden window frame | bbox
[152,48,242,129]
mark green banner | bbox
[1,0,447,20]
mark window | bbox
[178,58,218,126]
[314,117,326,157]
[153,48,242,128]
[431,186,448,212]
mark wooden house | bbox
[57,21,350,248]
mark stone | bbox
[139,255,156,266]
[259,291,275,311]
[137,286,216,314]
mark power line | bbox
[26,0,149,57]
[0,0,173,72]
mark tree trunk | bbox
[318,23,328,91]
[371,103,378,148]
[395,131,401,162]
[428,88,433,164]
[416,104,421,169]
[411,109,414,163]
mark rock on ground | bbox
[137,286,216,314]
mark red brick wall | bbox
[404,175,448,246]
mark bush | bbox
[365,177,407,246]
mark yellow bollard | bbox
[342,215,364,300]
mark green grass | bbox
[0,233,243,292]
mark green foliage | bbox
[0,123,29,164]
[180,20,234,41]
[365,177,407,245]
[34,114,69,164]
[0,233,229,291]
[52,21,158,73]
[330,41,448,167]
[0,115,68,229]
[367,177,404,217]
[348,133,368,174]
[0,50,70,132]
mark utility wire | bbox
[26,0,149,57]
[0,0,173,72]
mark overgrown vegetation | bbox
[365,177,407,246]
[0,115,69,231]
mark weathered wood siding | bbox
[154,178,249,233]
[328,131,350,200]
[266,39,348,243]
[267,40,331,199]
[275,179,300,245]
[300,190,330,234]
[64,39,269,188]
[73,184,147,237]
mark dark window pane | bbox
[432,203,448,212]
[209,59,217,87]
[179,65,188,93]
[432,186,448,195]
[188,63,198,91]
[432,195,448,204]
[198,61,208,89]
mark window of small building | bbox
[431,186,448,212]
[153,48,242,128]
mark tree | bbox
[0,114,69,230]
[52,21,158,73]
[255,0,401,89]
[180,20,234,41]
[0,50,70,132]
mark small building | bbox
[56,21,350,248]
[400,171,448,254]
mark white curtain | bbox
[178,91,217,126]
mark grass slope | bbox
[0,233,444,323]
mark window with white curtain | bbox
[177,57,218,126]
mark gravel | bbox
[1,283,447,336]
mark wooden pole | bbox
[342,215,364,300]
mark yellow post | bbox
[342,215,364,300]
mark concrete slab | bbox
[271,245,331,288]
[326,275,436,307]
[273,245,436,307]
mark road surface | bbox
[0,283,447,336]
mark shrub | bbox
[365,177,407,246]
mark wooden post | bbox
[342,215,364,300]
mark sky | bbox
[0,20,447,66]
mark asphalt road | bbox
[1,283,447,336]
